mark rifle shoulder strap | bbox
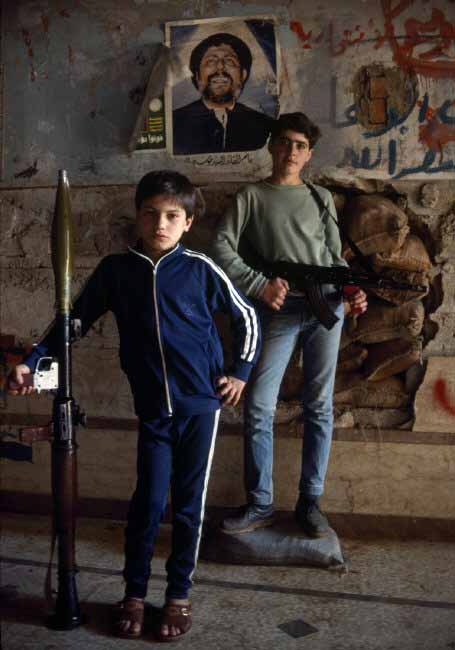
[306,182,375,274]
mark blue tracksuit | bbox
[24,242,260,599]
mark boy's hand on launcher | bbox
[8,364,34,396]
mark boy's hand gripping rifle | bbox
[259,181,428,330]
[17,170,86,629]
[259,260,428,330]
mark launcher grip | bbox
[8,373,34,392]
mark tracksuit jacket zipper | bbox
[130,246,175,416]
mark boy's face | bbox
[268,129,312,177]
[136,194,193,259]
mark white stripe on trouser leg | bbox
[189,409,221,582]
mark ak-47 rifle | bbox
[250,183,428,330]
[258,259,428,330]
[13,170,86,629]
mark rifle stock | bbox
[260,260,428,330]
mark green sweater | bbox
[211,181,347,298]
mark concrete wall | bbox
[2,0,455,523]
[2,1,454,185]
[3,431,455,519]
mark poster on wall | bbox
[165,16,280,166]
[135,94,167,151]
[130,44,170,153]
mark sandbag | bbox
[371,234,432,272]
[337,343,368,372]
[332,192,346,214]
[342,194,409,259]
[367,268,429,305]
[334,375,410,408]
[199,515,344,567]
[343,300,424,345]
[336,406,412,430]
[334,370,364,394]
[363,338,422,382]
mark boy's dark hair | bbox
[190,32,252,90]
[269,112,322,149]
[135,170,197,215]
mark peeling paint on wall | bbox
[1,1,454,186]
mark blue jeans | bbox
[244,294,344,506]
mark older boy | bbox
[211,113,367,538]
[10,170,260,641]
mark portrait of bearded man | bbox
[172,32,274,156]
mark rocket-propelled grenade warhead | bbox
[52,170,74,314]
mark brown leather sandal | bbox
[114,597,145,639]
[158,602,192,642]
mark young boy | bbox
[9,170,260,641]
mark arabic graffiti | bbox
[336,85,455,178]
[184,153,253,167]
[343,142,455,178]
[290,19,385,55]
[291,5,454,178]
[291,4,455,76]
[382,1,455,78]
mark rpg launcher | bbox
[16,170,86,629]
[259,260,428,330]
[47,169,86,629]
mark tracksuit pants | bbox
[123,410,220,601]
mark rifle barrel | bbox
[272,262,428,294]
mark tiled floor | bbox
[2,513,455,649]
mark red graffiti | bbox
[329,23,366,56]
[417,99,435,121]
[290,20,383,54]
[417,99,455,153]
[433,378,455,416]
[419,114,455,152]
[373,30,387,50]
[382,1,455,78]
[403,9,454,60]
[41,14,49,33]
[290,21,313,49]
